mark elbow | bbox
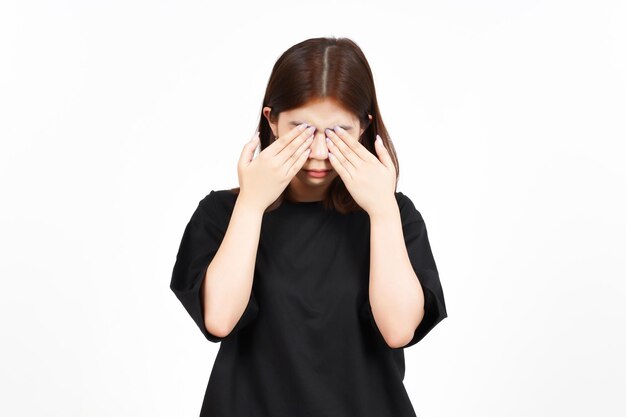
[204,314,234,339]
[378,322,417,349]
[383,308,426,349]
[384,329,416,349]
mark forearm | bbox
[369,200,426,348]
[201,196,264,338]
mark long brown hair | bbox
[230,36,400,214]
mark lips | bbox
[306,169,331,172]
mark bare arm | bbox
[200,196,264,338]
[369,198,426,348]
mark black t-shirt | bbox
[170,189,447,417]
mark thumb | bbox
[239,131,260,166]
[374,134,393,167]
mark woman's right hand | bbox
[237,123,316,211]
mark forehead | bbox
[280,97,359,124]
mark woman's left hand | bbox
[325,126,397,215]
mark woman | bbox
[170,37,448,417]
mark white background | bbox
[1,1,625,416]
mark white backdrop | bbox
[1,1,625,416]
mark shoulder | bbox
[394,191,424,225]
[197,188,239,219]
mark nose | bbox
[307,130,330,160]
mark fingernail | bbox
[334,125,343,133]
[299,123,308,131]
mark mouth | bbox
[305,169,332,178]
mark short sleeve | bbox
[364,191,448,350]
[169,190,259,343]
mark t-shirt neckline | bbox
[285,199,323,205]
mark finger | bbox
[276,125,316,164]
[285,132,314,174]
[266,123,309,157]
[325,128,361,171]
[325,130,356,177]
[375,134,394,168]
[238,131,260,166]
[328,149,352,181]
[331,125,375,163]
[287,145,312,177]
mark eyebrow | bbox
[289,121,354,131]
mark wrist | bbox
[367,196,400,223]
[234,194,266,218]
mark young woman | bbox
[170,37,448,417]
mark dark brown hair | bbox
[229,36,400,214]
